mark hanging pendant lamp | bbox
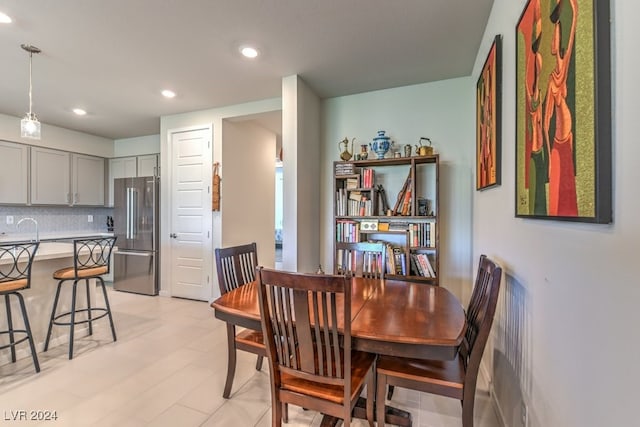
[20,44,41,140]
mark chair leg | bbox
[461,384,476,427]
[255,355,263,371]
[282,403,288,423]
[376,372,387,427]
[97,277,117,342]
[14,292,40,373]
[387,385,395,401]
[68,280,79,359]
[85,279,93,336]
[223,324,237,399]
[44,280,64,352]
[366,369,374,427]
[271,396,282,427]
[5,294,16,362]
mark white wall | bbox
[320,78,475,299]
[0,113,113,157]
[474,1,639,426]
[282,75,322,273]
[221,120,276,269]
[114,134,160,157]
[159,98,281,297]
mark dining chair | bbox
[335,241,386,279]
[256,267,375,427]
[0,242,40,373]
[43,237,117,359]
[375,254,502,427]
[214,242,266,399]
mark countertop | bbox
[0,231,114,244]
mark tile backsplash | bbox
[0,206,114,237]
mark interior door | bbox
[170,127,212,300]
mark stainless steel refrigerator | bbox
[113,176,159,295]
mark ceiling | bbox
[0,0,493,140]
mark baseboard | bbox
[480,362,507,427]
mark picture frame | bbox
[476,35,502,191]
[515,0,611,223]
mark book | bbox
[417,254,432,277]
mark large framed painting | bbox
[515,0,611,223]
[476,35,502,191]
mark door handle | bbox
[170,233,177,238]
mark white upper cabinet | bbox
[72,153,105,206]
[137,154,159,177]
[0,141,29,205]
[107,157,137,206]
[30,147,71,205]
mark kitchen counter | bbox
[0,231,114,244]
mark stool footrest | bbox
[52,308,110,326]
[0,331,30,350]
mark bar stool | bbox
[44,237,117,359]
[0,242,40,373]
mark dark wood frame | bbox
[515,0,611,223]
[476,35,502,191]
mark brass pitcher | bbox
[338,137,354,161]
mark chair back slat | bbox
[214,243,258,294]
[257,268,351,387]
[335,241,386,279]
[0,242,39,289]
[73,237,116,274]
[463,255,502,375]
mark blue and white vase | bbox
[370,130,392,159]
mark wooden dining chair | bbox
[214,243,266,399]
[376,255,502,427]
[335,241,386,279]
[256,267,375,427]
[0,242,40,373]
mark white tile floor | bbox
[0,287,501,427]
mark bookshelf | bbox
[333,155,440,284]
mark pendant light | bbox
[20,44,41,140]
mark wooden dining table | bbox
[211,276,467,426]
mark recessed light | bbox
[240,46,259,59]
[161,89,176,98]
[0,12,12,24]
[72,108,87,116]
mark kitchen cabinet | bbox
[30,147,71,205]
[31,148,105,206]
[71,153,105,206]
[107,157,137,206]
[137,154,159,177]
[106,154,159,206]
[0,141,29,204]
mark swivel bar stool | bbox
[44,237,117,359]
[0,242,40,373]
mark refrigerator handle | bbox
[132,189,138,238]
[126,187,132,239]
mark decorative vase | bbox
[370,130,392,159]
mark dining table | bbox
[211,276,467,426]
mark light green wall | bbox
[320,77,475,299]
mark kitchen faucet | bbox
[17,217,39,242]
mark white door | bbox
[170,127,212,300]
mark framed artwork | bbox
[515,0,611,223]
[476,35,502,191]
